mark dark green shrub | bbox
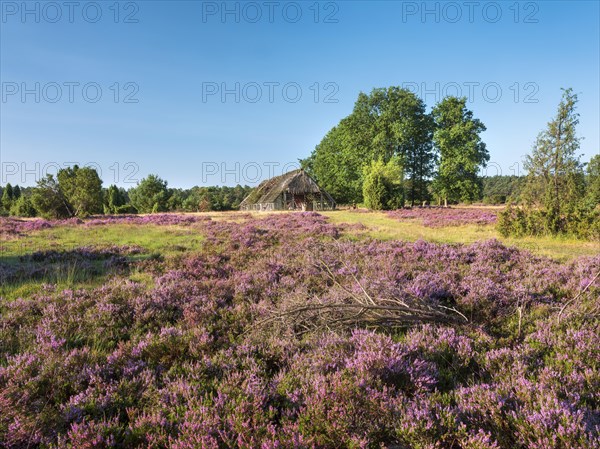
[497,204,599,240]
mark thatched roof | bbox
[240,169,335,207]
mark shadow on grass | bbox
[0,246,152,294]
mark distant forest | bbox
[1,174,525,219]
[0,178,253,218]
[481,175,526,204]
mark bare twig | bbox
[245,243,470,337]
[557,269,600,323]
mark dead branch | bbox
[247,243,469,336]
[557,269,600,323]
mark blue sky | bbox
[1,0,599,188]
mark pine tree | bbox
[523,88,584,228]
[2,183,14,212]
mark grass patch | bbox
[1,223,204,259]
[322,210,599,261]
[0,223,205,300]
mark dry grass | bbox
[321,210,599,261]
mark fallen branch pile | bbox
[253,244,468,336]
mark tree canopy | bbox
[303,87,488,208]
[431,97,489,205]
[128,175,170,213]
[303,87,435,205]
[31,175,72,219]
[57,165,103,217]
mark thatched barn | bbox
[239,169,336,211]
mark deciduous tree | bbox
[57,165,103,217]
[431,97,489,205]
[303,87,435,205]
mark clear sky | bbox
[1,0,598,188]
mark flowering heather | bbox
[0,214,211,239]
[387,207,498,227]
[84,213,212,227]
[0,212,598,448]
[0,217,54,238]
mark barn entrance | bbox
[292,193,312,211]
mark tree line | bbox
[301,87,489,208]
[3,86,597,238]
[2,172,531,220]
[2,172,533,219]
[0,171,252,219]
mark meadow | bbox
[0,209,598,448]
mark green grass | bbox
[1,223,204,259]
[322,210,599,261]
[0,260,105,299]
[0,223,205,300]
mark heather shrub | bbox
[402,325,485,392]
[1,212,598,448]
[388,207,497,227]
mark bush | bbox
[9,196,37,217]
[497,204,599,240]
[497,205,525,237]
[362,159,404,210]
